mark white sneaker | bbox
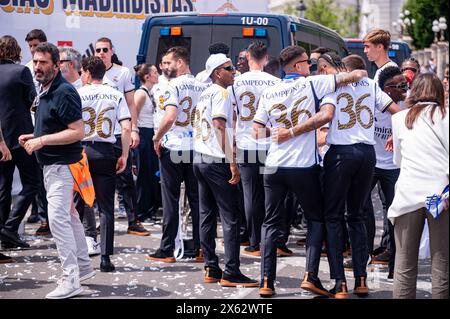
[86,236,101,256]
[46,275,83,299]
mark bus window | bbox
[146,25,212,75]
[294,28,321,56]
[155,37,192,72]
[210,24,282,68]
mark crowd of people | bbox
[0,27,448,300]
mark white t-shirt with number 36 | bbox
[78,84,131,144]
[321,78,393,146]
[254,75,336,168]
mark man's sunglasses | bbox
[294,59,312,66]
[95,48,109,53]
[385,83,408,91]
[401,67,418,73]
[220,65,236,72]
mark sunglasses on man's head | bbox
[95,48,109,53]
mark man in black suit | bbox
[0,35,39,248]
[0,122,13,263]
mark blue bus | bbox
[137,12,349,76]
[345,39,412,78]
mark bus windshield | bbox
[145,23,283,75]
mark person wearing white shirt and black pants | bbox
[230,41,280,257]
[148,47,205,263]
[95,37,148,235]
[133,63,159,228]
[193,54,258,288]
[253,47,368,298]
[78,56,131,272]
[289,54,400,298]
[364,66,408,278]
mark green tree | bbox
[403,0,449,49]
[284,0,359,38]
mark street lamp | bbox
[395,10,415,45]
[432,19,440,43]
[297,0,307,19]
[439,17,447,42]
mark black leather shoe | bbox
[27,214,40,224]
[204,266,223,283]
[0,229,30,248]
[100,256,115,272]
[0,252,13,264]
[147,249,176,263]
[329,280,349,299]
[300,272,331,297]
[220,272,258,287]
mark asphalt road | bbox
[0,188,433,300]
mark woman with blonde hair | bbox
[389,73,449,299]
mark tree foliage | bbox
[284,0,359,38]
[403,0,449,49]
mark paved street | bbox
[0,189,433,300]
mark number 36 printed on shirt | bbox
[337,93,373,130]
[82,106,115,138]
[269,96,311,129]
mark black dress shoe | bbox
[220,272,258,287]
[300,272,331,297]
[27,214,40,224]
[100,256,115,272]
[0,229,30,248]
[204,266,223,283]
[0,252,13,264]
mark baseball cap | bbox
[204,53,231,81]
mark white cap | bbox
[204,53,231,81]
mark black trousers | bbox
[261,166,325,284]
[364,167,399,271]
[237,149,266,249]
[159,148,200,252]
[114,136,136,224]
[323,144,376,280]
[74,192,97,239]
[30,168,48,222]
[193,157,241,276]
[84,142,116,256]
[0,147,39,233]
[279,190,298,246]
[136,128,161,221]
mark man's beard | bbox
[163,68,177,79]
[35,69,55,85]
